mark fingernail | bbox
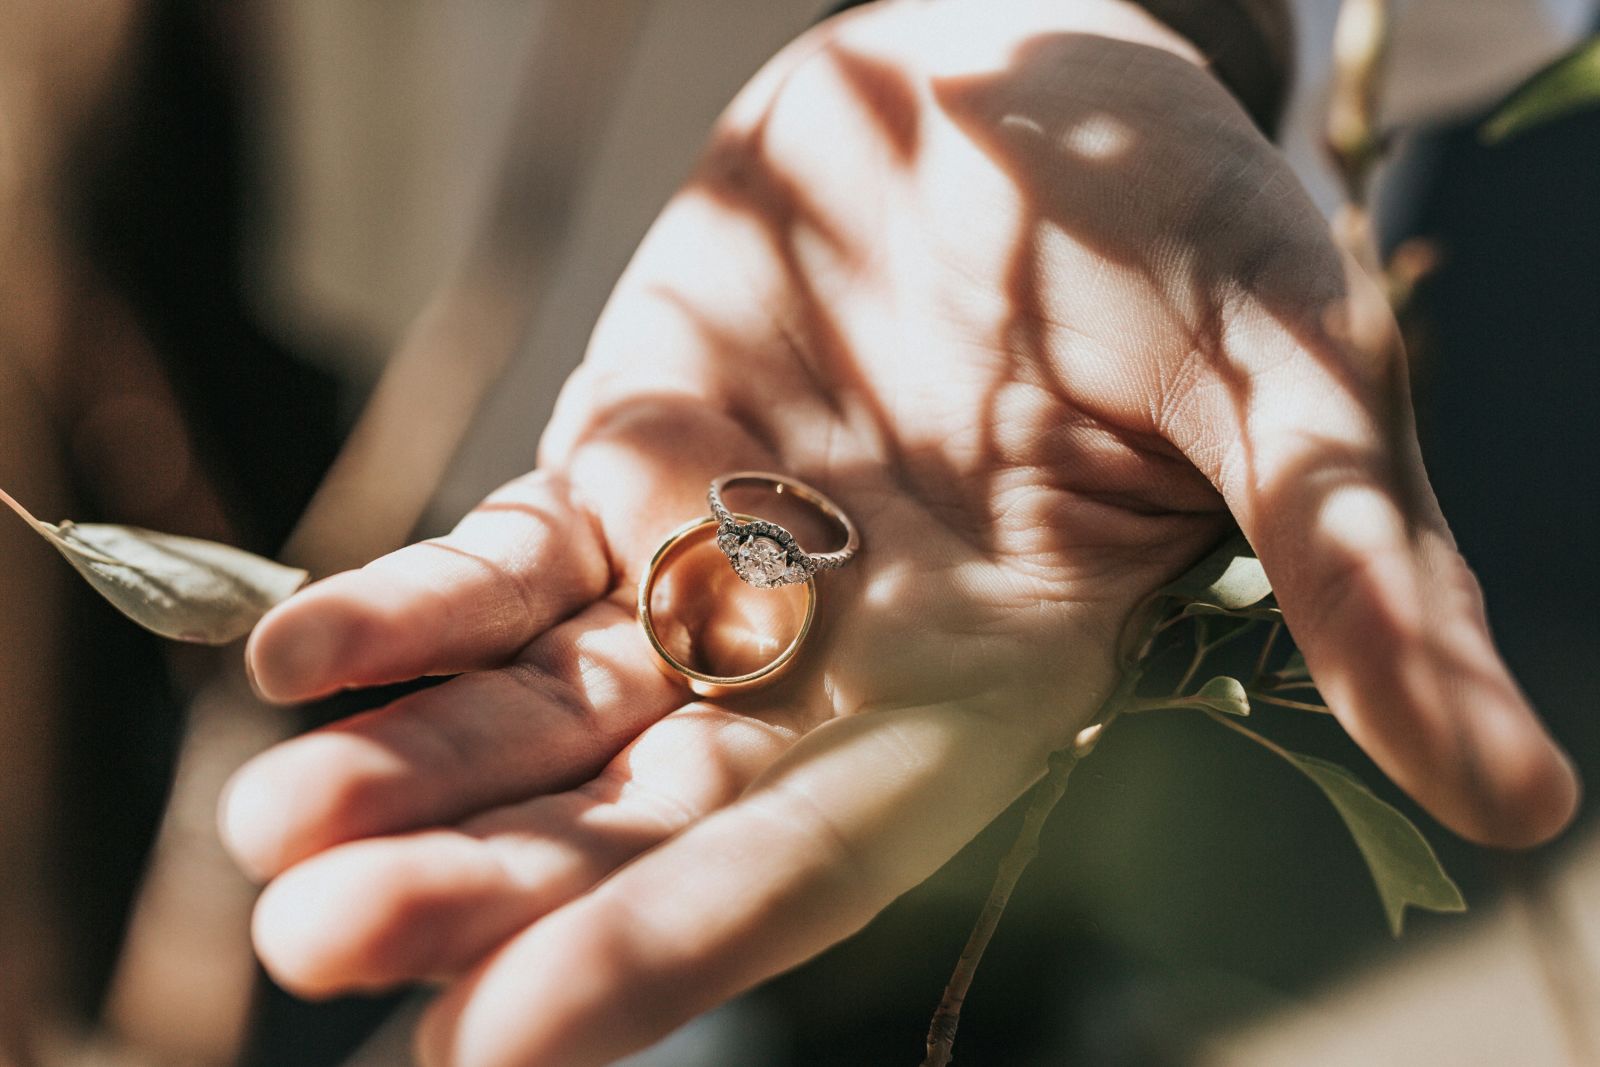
[243,649,266,703]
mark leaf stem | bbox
[1125,697,1192,713]
[1172,618,1210,696]
[0,486,125,566]
[1121,696,1208,714]
[1170,615,1260,698]
[1250,620,1282,686]
[0,484,52,538]
[1151,610,1193,640]
[1263,680,1321,694]
[1201,707,1296,760]
[1247,692,1332,714]
[922,747,1079,1067]
[1203,617,1261,656]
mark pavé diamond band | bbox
[707,471,860,589]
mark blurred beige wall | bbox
[255,1,544,366]
[253,2,818,367]
[430,1,820,524]
[249,1,818,525]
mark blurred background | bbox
[0,1,1596,1065]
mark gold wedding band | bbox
[637,515,817,697]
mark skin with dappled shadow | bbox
[216,3,1577,1066]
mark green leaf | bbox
[1160,534,1273,611]
[1483,36,1600,143]
[1288,754,1466,935]
[1191,675,1250,716]
[3,487,306,644]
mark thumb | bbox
[1170,263,1579,849]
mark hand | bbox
[220,2,1579,1064]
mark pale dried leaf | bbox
[41,521,306,644]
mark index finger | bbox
[247,471,611,704]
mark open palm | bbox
[221,4,1577,1065]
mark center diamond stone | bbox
[733,536,790,588]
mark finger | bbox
[1168,262,1579,848]
[247,470,611,704]
[415,703,1050,1067]
[249,705,800,997]
[222,601,683,880]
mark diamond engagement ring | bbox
[708,471,860,588]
